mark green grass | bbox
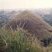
[0,28,52,52]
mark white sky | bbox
[0,0,52,10]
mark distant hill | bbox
[5,10,52,40]
[32,9,52,26]
[0,9,52,27]
[0,10,21,27]
[0,11,9,27]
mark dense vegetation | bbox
[0,10,52,52]
[0,27,52,52]
[0,28,42,52]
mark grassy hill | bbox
[5,10,52,39]
[0,10,52,52]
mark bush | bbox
[0,29,41,52]
[0,28,52,52]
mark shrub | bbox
[0,28,52,52]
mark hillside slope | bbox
[5,10,52,39]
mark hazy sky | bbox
[0,0,52,10]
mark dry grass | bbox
[0,27,52,52]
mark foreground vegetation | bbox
[0,28,52,52]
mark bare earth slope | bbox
[5,10,52,39]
